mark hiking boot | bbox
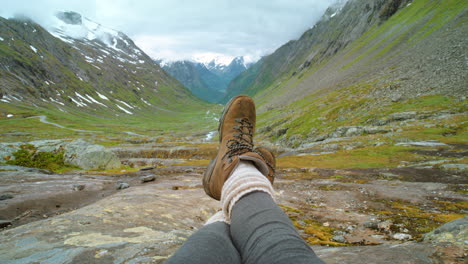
[254,147,276,183]
[203,95,275,200]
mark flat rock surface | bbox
[0,164,466,263]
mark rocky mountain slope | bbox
[224,0,467,148]
[159,56,251,103]
[0,11,211,135]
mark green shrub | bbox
[6,144,76,172]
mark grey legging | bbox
[165,191,323,264]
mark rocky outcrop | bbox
[63,139,121,170]
[0,139,121,170]
[424,216,467,246]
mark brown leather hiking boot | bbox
[255,147,276,183]
[203,95,276,200]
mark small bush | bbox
[7,144,75,172]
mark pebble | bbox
[116,182,130,190]
[333,230,346,236]
[363,220,379,229]
[141,175,156,183]
[393,233,412,240]
[72,184,85,191]
[332,235,347,243]
[378,220,393,231]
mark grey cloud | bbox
[1,0,339,61]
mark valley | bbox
[0,0,466,263]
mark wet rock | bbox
[424,216,467,246]
[332,235,347,243]
[393,233,412,240]
[72,184,85,191]
[140,175,156,183]
[0,194,14,200]
[140,166,154,171]
[116,182,129,190]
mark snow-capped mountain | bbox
[48,11,147,64]
[158,56,253,103]
[323,0,349,20]
[0,11,200,120]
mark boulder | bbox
[141,175,156,183]
[30,139,67,153]
[64,139,121,170]
[423,216,467,246]
[0,140,121,170]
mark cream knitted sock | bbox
[221,161,274,223]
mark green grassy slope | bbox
[0,17,219,141]
[233,0,467,147]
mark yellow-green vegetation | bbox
[448,184,468,194]
[279,204,347,246]
[86,165,142,175]
[258,75,466,144]
[0,97,221,143]
[317,184,347,191]
[376,200,468,240]
[277,145,454,169]
[6,144,79,172]
[332,175,371,184]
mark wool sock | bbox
[205,211,226,225]
[221,161,274,223]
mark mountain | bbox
[158,60,223,103]
[159,56,251,103]
[0,11,209,134]
[224,0,467,146]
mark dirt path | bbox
[29,115,98,133]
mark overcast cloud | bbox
[1,0,338,62]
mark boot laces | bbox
[222,118,275,175]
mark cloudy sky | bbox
[1,0,338,63]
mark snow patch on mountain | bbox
[46,11,125,53]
